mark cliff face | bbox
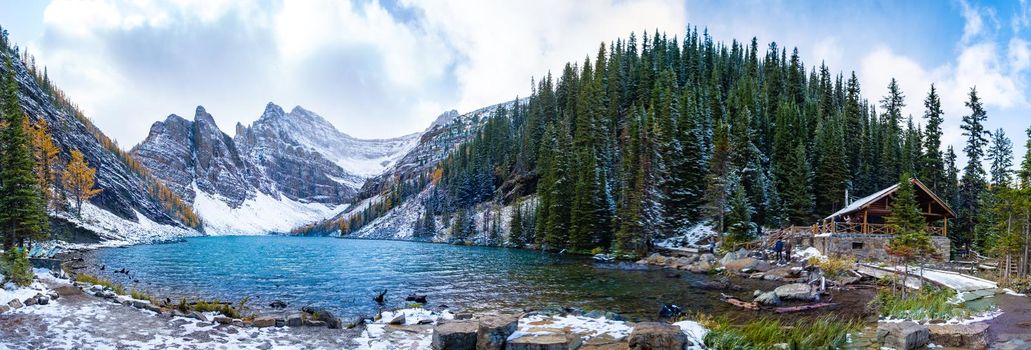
[132,102,419,233]
[0,45,198,244]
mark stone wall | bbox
[813,234,951,261]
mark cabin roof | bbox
[824,178,956,221]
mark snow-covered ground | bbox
[192,185,347,235]
[50,202,199,249]
[653,224,717,251]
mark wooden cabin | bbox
[819,178,955,236]
[808,178,955,261]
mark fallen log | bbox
[720,293,759,310]
[773,302,837,313]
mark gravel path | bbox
[0,278,362,350]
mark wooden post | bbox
[943,218,948,237]
[862,210,869,234]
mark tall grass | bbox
[701,316,858,350]
[873,286,992,320]
[808,256,854,278]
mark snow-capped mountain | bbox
[298,101,517,236]
[131,102,418,234]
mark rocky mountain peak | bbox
[427,109,459,131]
[260,102,286,121]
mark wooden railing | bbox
[810,222,945,236]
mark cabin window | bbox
[851,242,864,250]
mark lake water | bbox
[78,236,872,321]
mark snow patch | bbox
[674,320,709,350]
[192,183,347,234]
[51,202,198,249]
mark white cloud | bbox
[27,0,687,145]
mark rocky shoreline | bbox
[5,242,1027,349]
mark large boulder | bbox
[432,320,479,350]
[698,253,717,264]
[719,252,739,266]
[285,313,303,327]
[877,321,929,350]
[301,306,342,329]
[773,283,820,301]
[507,328,580,350]
[475,314,519,350]
[762,267,798,281]
[628,322,687,350]
[686,260,713,274]
[8,299,24,309]
[927,322,988,348]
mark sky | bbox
[0,0,1027,168]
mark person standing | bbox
[784,240,793,263]
[773,239,784,263]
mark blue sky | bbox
[0,0,1027,170]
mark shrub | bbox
[130,289,151,301]
[810,256,854,278]
[590,247,606,255]
[1,248,34,287]
[192,299,240,318]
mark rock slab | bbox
[628,322,687,350]
[475,314,519,350]
[432,320,478,350]
[927,322,988,348]
[877,321,929,350]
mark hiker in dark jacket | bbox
[773,239,785,262]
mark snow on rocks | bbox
[794,246,826,261]
[674,320,709,349]
[1,269,61,313]
[51,202,199,249]
[654,224,718,251]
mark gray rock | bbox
[628,322,687,350]
[286,313,303,327]
[142,304,163,314]
[876,321,929,350]
[698,253,717,263]
[386,312,406,325]
[36,295,49,305]
[774,283,820,301]
[475,314,519,350]
[301,306,342,329]
[8,299,24,309]
[754,291,781,306]
[724,257,769,272]
[214,316,233,324]
[431,320,478,350]
[0,305,10,313]
[927,322,988,348]
[131,300,149,309]
[23,297,37,307]
[232,319,245,327]
[719,252,739,266]
[188,311,208,322]
[252,317,277,328]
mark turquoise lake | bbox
[79,236,868,321]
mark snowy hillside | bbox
[192,184,347,235]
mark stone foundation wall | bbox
[813,234,950,262]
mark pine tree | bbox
[783,142,814,224]
[0,56,48,248]
[921,85,947,193]
[62,149,102,218]
[813,114,847,216]
[509,200,524,247]
[885,173,937,297]
[956,88,989,250]
[987,128,1013,187]
[725,178,755,245]
[878,79,905,188]
[945,146,960,206]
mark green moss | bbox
[191,299,240,318]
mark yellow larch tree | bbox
[62,149,102,217]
